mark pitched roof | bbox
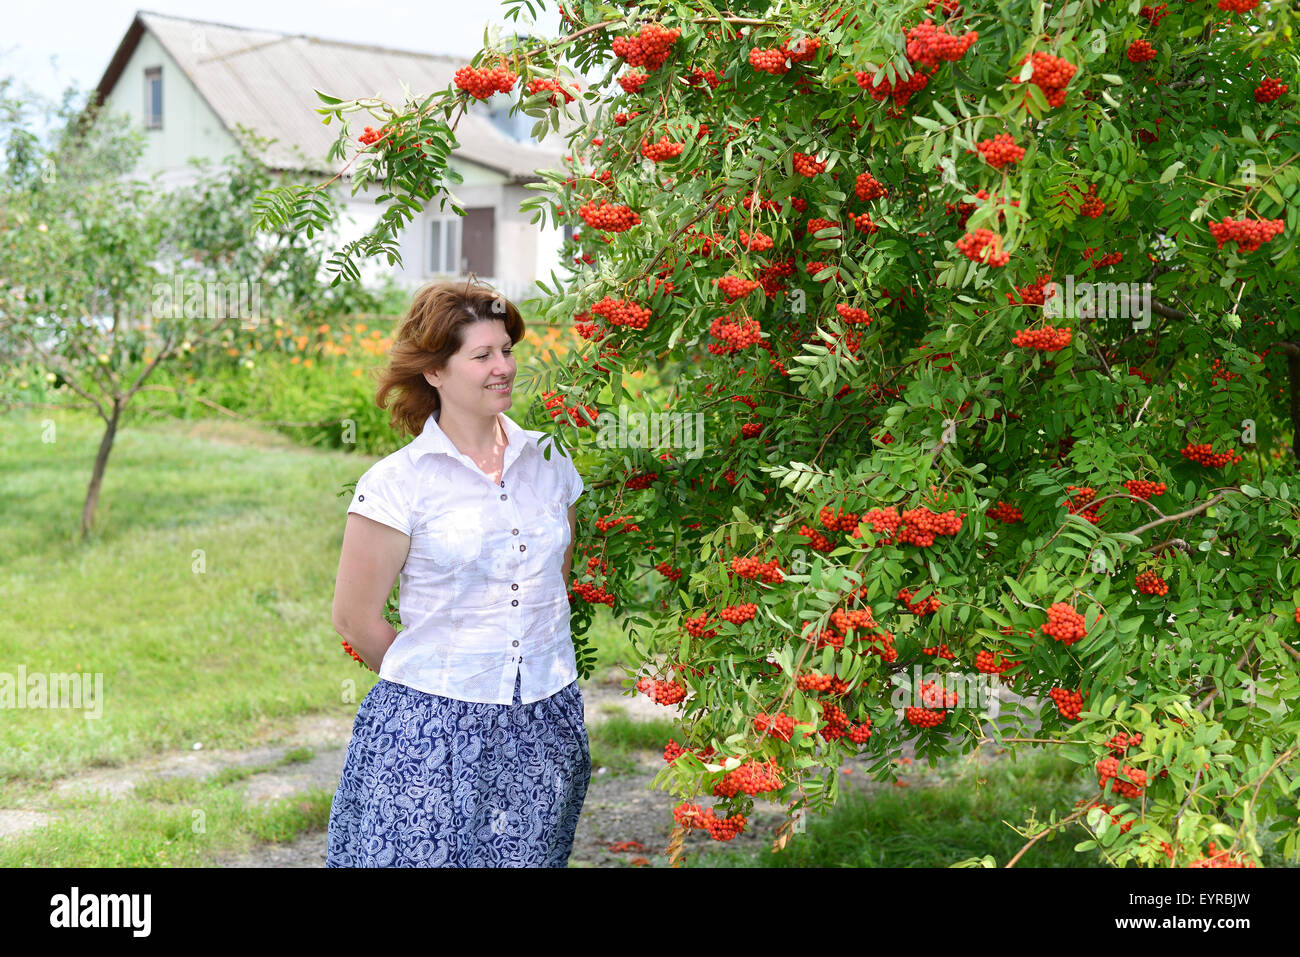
[94,10,579,181]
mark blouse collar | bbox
[406,408,541,467]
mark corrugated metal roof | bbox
[122,11,580,180]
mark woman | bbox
[326,279,590,868]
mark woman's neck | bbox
[437,407,505,458]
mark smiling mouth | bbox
[486,383,511,392]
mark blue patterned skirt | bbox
[326,671,590,867]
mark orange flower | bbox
[369,330,382,339]
[342,334,353,344]
[225,347,240,356]
[290,356,301,365]
[351,368,363,377]
[317,323,330,334]
[355,323,367,333]
[303,359,313,368]
[294,335,308,350]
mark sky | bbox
[5,0,563,111]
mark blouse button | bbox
[357,494,365,502]
[519,545,526,552]
[500,494,507,501]
[511,528,519,535]
[512,640,519,646]
[511,599,519,607]
[511,583,518,591]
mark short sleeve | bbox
[346,461,411,535]
[561,452,584,508]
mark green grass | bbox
[588,714,678,776]
[0,408,385,795]
[684,750,1098,868]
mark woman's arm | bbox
[562,504,577,589]
[332,513,411,672]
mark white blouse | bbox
[345,409,585,704]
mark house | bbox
[91,10,586,301]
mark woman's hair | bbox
[373,278,526,437]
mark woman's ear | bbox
[423,369,439,388]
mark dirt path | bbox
[1,676,1037,868]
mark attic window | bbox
[145,67,162,129]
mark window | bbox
[429,217,461,275]
[144,67,162,129]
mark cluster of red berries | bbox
[1008,274,1053,307]
[719,603,758,624]
[1097,757,1148,798]
[922,643,956,660]
[1207,217,1285,252]
[340,639,368,668]
[897,507,965,547]
[618,70,649,94]
[713,758,783,797]
[1049,687,1085,720]
[793,152,826,177]
[625,471,657,491]
[594,514,639,534]
[1124,479,1166,499]
[1015,51,1076,108]
[975,133,1025,168]
[526,78,576,106]
[1135,570,1170,596]
[578,200,640,232]
[836,304,873,327]
[818,701,852,741]
[707,313,763,353]
[856,67,931,107]
[714,276,761,301]
[919,680,959,710]
[1078,184,1106,218]
[1255,78,1288,103]
[358,126,387,147]
[1139,3,1169,25]
[904,19,978,68]
[898,586,942,615]
[590,296,651,330]
[956,229,1010,267]
[1080,800,1134,833]
[1041,602,1087,645]
[796,671,849,695]
[1106,732,1143,756]
[731,555,784,582]
[654,561,681,581]
[829,607,879,635]
[640,134,684,163]
[683,613,717,638]
[905,705,947,728]
[1012,325,1072,351]
[1090,250,1123,269]
[1188,841,1258,868]
[806,217,839,238]
[1217,0,1259,12]
[849,719,873,743]
[541,391,598,428]
[987,501,1024,523]
[453,64,518,99]
[663,738,715,763]
[570,581,615,606]
[739,229,774,251]
[797,524,835,551]
[1066,486,1102,525]
[636,676,687,705]
[673,803,747,841]
[819,505,861,533]
[611,23,681,71]
[1126,40,1157,63]
[975,650,1018,676]
[754,712,796,741]
[855,172,889,201]
[1181,443,1242,467]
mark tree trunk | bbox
[81,399,123,540]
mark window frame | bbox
[144,66,163,130]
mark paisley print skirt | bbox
[326,671,590,867]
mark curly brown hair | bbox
[373,278,526,437]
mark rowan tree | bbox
[258,0,1300,867]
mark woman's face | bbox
[423,320,516,417]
